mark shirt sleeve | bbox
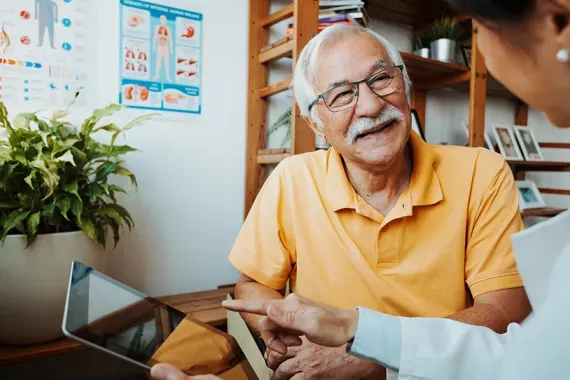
[398,318,522,380]
[347,307,403,371]
[466,156,524,298]
[228,163,295,290]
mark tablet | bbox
[62,261,257,379]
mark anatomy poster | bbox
[119,0,203,114]
[0,1,98,109]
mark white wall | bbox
[93,0,249,296]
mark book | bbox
[320,0,365,6]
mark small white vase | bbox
[0,231,107,345]
[414,48,430,59]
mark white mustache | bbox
[346,105,404,145]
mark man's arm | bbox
[235,273,285,332]
[448,287,531,333]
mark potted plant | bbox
[0,98,155,345]
[428,16,463,63]
[268,107,330,149]
[412,30,431,59]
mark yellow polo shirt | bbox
[229,132,523,317]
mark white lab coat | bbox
[392,211,570,380]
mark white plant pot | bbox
[413,48,430,59]
[0,231,107,345]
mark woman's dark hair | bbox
[447,0,534,22]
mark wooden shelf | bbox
[402,52,470,89]
[259,36,293,64]
[521,207,566,218]
[0,286,234,366]
[258,148,292,164]
[507,160,570,172]
[258,4,294,28]
[367,0,457,28]
[258,77,292,98]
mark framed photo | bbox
[515,180,546,210]
[513,126,544,161]
[411,109,426,141]
[492,125,523,160]
[462,121,495,152]
[461,45,472,68]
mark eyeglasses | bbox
[307,65,404,113]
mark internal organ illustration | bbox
[177,57,198,66]
[164,92,186,104]
[138,51,147,60]
[20,36,30,45]
[176,70,197,77]
[128,15,144,28]
[137,63,147,72]
[123,85,149,101]
[123,85,134,100]
[20,10,31,20]
[125,61,135,71]
[181,24,194,39]
[126,49,135,58]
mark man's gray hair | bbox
[292,24,412,125]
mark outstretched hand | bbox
[222,293,359,355]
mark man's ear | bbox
[303,116,326,140]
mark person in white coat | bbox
[151,0,570,379]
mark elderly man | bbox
[227,25,531,379]
[150,24,531,380]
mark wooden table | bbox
[0,286,234,366]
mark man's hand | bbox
[266,337,383,380]
[150,363,220,380]
[223,293,359,354]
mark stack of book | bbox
[286,0,369,37]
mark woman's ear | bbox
[543,1,570,49]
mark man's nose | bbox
[354,82,386,119]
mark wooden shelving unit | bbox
[521,208,566,218]
[244,0,319,215]
[244,0,569,217]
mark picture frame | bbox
[411,109,426,141]
[492,125,523,161]
[460,45,472,68]
[462,121,495,152]
[513,126,544,161]
[515,180,546,210]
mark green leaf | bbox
[0,201,17,209]
[96,162,119,182]
[54,150,76,166]
[71,147,87,166]
[85,183,106,198]
[79,216,97,243]
[95,222,106,248]
[123,112,159,131]
[24,170,36,189]
[82,104,124,136]
[106,203,134,229]
[13,152,27,165]
[70,196,83,221]
[56,197,72,220]
[13,113,38,130]
[63,180,79,198]
[17,193,34,208]
[109,220,120,248]
[26,211,41,245]
[93,123,121,134]
[2,209,30,240]
[113,167,137,187]
[96,145,137,157]
[41,204,56,217]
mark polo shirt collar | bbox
[325,131,443,212]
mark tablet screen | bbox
[63,261,257,379]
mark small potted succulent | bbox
[428,16,463,63]
[0,97,156,345]
[412,30,431,59]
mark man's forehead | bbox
[312,34,394,91]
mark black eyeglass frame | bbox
[307,65,405,113]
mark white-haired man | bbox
[154,25,530,380]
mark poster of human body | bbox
[119,0,202,114]
[0,1,98,109]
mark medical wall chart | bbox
[119,0,203,114]
[0,1,98,110]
